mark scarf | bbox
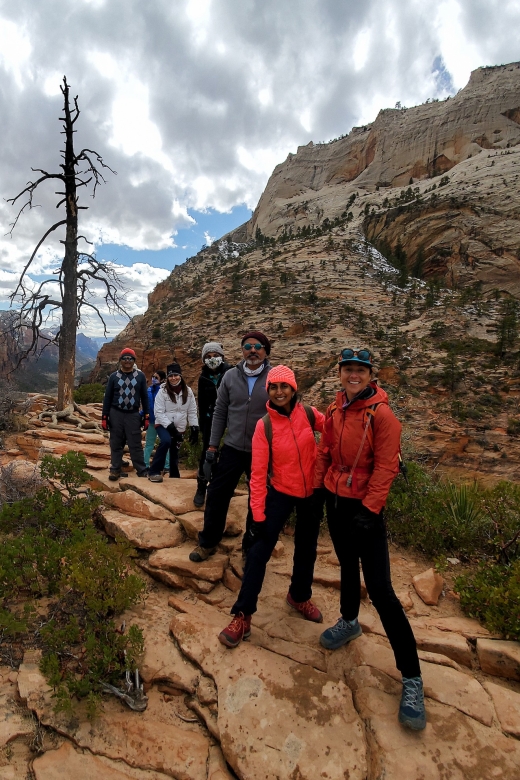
[116,368,140,410]
[243,362,265,377]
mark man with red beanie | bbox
[190,331,271,561]
[102,348,149,480]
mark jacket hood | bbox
[335,381,389,410]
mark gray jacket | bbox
[209,360,271,452]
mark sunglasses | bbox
[340,348,372,362]
[243,343,264,351]
[121,356,134,361]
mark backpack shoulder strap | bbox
[302,404,315,429]
[364,403,380,451]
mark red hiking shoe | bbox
[218,613,252,648]
[286,593,323,623]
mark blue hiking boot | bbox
[319,617,362,650]
[399,676,426,731]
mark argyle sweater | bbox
[102,368,149,416]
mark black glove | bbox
[189,426,199,446]
[353,504,382,532]
[203,449,217,482]
[167,422,182,441]
[243,521,264,552]
[311,488,327,522]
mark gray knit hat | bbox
[202,342,224,360]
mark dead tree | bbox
[6,76,127,410]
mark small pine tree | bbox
[259,281,270,305]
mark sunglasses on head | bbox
[340,348,372,362]
[243,342,264,351]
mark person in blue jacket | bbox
[143,370,170,471]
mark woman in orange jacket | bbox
[315,348,426,732]
[219,365,325,648]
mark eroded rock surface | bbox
[171,611,367,780]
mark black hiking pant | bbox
[198,445,253,549]
[325,491,421,678]
[109,407,147,476]
[231,487,320,616]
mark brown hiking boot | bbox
[286,593,323,623]
[218,613,252,648]
[189,545,217,562]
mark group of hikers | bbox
[101,331,426,732]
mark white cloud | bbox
[0,17,31,89]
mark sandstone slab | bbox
[122,477,199,515]
[411,625,472,668]
[412,567,444,606]
[0,708,34,747]
[102,511,183,550]
[102,490,176,521]
[176,511,204,540]
[413,615,491,639]
[354,684,520,780]
[17,661,51,702]
[125,598,200,694]
[312,569,341,589]
[31,690,209,780]
[32,740,172,780]
[483,680,520,737]
[141,562,216,594]
[222,567,241,593]
[148,546,228,583]
[207,745,234,780]
[477,638,520,681]
[329,634,494,726]
[223,494,248,536]
[170,611,367,780]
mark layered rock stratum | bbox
[90,64,520,485]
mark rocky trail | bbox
[0,400,519,779]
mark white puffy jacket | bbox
[154,384,198,433]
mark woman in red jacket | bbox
[315,348,426,732]
[219,365,325,648]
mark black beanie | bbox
[167,363,182,376]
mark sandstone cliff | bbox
[91,62,520,484]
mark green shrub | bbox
[0,452,145,715]
[387,464,520,638]
[455,560,520,640]
[507,418,520,436]
[179,433,203,470]
[73,383,105,404]
[386,463,520,560]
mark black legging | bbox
[232,487,320,616]
[325,491,420,678]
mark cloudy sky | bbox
[0,0,519,337]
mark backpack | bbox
[262,405,316,483]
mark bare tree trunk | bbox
[5,76,122,402]
[57,80,78,410]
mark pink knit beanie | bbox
[266,365,297,391]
